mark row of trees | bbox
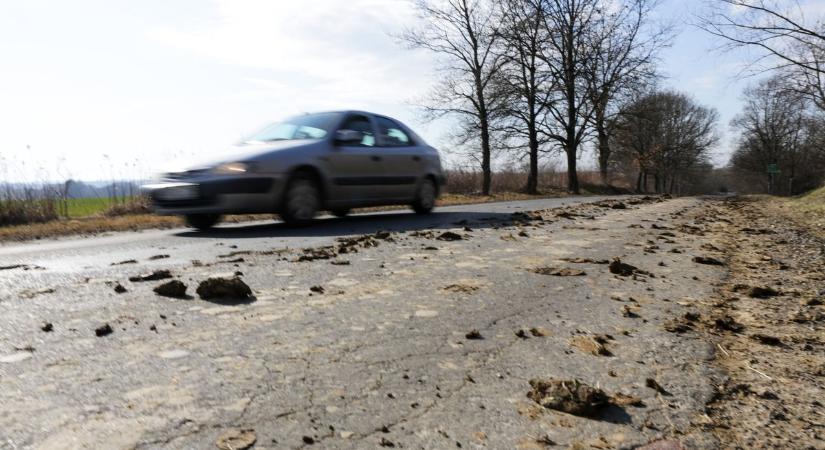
[703,0,825,194]
[404,0,825,197]
[403,0,675,194]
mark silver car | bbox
[142,111,445,229]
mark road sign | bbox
[767,163,780,174]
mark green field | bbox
[66,197,133,218]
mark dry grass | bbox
[764,185,825,239]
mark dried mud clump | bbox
[531,267,586,276]
[747,286,780,299]
[570,335,614,356]
[196,277,253,300]
[95,323,113,337]
[436,231,464,241]
[527,378,609,417]
[128,270,173,282]
[215,428,256,450]
[693,256,725,266]
[609,258,646,276]
[153,280,188,298]
[442,284,479,294]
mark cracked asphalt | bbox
[0,197,728,449]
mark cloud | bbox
[147,0,435,107]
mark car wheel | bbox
[282,176,321,226]
[185,214,221,230]
[331,208,350,218]
[412,178,436,214]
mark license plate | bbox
[157,185,198,201]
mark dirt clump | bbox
[747,286,780,298]
[750,333,783,346]
[128,270,173,282]
[309,285,325,294]
[95,323,113,337]
[530,267,586,276]
[196,277,253,300]
[111,259,137,266]
[560,257,609,264]
[147,254,169,260]
[465,330,484,340]
[436,231,464,241]
[442,284,479,294]
[714,315,745,333]
[609,258,647,276]
[113,283,127,294]
[527,379,609,417]
[153,280,188,298]
[570,335,613,356]
[215,428,256,450]
[692,256,725,266]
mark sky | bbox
[0,0,814,182]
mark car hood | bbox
[164,140,314,174]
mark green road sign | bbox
[767,163,780,174]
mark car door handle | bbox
[371,156,382,162]
[412,156,421,161]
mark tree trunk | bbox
[526,118,539,194]
[597,128,610,185]
[594,104,610,185]
[480,117,492,196]
[636,171,643,193]
[565,143,579,194]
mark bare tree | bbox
[612,91,719,193]
[535,0,608,194]
[701,0,825,111]
[585,0,670,185]
[495,0,556,194]
[402,0,504,195]
[730,75,825,194]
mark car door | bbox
[324,113,386,204]
[373,116,423,200]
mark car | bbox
[141,111,445,230]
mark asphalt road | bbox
[0,196,726,449]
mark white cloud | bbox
[147,0,435,106]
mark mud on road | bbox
[0,196,821,449]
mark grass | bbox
[763,185,825,239]
[66,197,122,218]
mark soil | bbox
[693,198,825,449]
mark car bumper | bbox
[141,176,284,215]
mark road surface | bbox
[1,196,727,449]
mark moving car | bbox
[142,111,445,230]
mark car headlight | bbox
[213,162,249,174]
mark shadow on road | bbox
[174,211,517,240]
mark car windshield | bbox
[243,112,340,143]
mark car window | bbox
[339,115,375,147]
[376,117,412,147]
[243,112,339,143]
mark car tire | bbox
[185,214,221,230]
[412,178,436,214]
[282,175,321,226]
[331,208,350,218]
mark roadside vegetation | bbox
[0,169,619,242]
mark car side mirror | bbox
[334,129,363,145]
